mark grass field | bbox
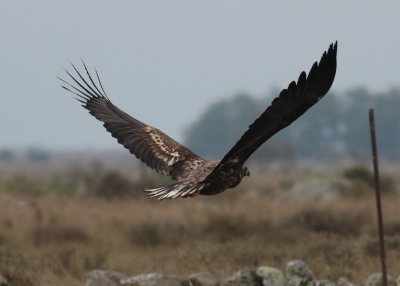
[0,162,399,285]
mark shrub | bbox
[201,212,266,242]
[4,175,45,197]
[383,220,400,236]
[363,236,400,256]
[0,246,38,286]
[87,171,138,199]
[342,165,396,195]
[30,225,89,247]
[343,165,374,185]
[288,207,366,235]
[126,220,186,247]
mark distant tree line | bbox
[183,87,400,162]
[0,148,51,162]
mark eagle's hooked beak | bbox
[242,167,250,177]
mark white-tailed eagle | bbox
[60,42,337,200]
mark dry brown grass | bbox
[0,165,399,285]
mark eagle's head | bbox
[241,167,250,177]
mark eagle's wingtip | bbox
[330,41,338,55]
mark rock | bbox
[337,277,358,286]
[315,280,336,286]
[222,269,258,286]
[120,273,181,286]
[285,260,314,279]
[256,266,285,286]
[286,276,307,286]
[182,272,219,286]
[285,260,314,286]
[365,273,396,286]
[0,275,8,286]
[397,276,400,286]
[85,269,126,286]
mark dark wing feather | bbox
[59,62,205,180]
[214,41,338,169]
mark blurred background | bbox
[1,1,400,286]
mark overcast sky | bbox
[1,1,399,150]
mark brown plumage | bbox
[60,42,337,200]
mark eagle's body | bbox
[60,42,337,200]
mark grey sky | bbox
[1,1,399,150]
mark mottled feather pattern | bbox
[60,42,337,200]
[59,61,206,182]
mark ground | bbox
[0,162,399,285]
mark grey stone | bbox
[285,260,314,279]
[315,280,336,286]
[286,276,306,286]
[256,266,285,286]
[85,269,127,286]
[0,275,7,286]
[337,277,358,286]
[285,260,314,286]
[365,273,396,286]
[182,272,219,286]
[222,269,258,286]
[120,273,181,286]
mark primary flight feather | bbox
[60,42,337,200]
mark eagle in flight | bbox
[60,42,337,200]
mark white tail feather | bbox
[144,182,206,200]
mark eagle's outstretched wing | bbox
[59,62,205,181]
[210,42,337,173]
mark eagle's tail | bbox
[144,182,207,200]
